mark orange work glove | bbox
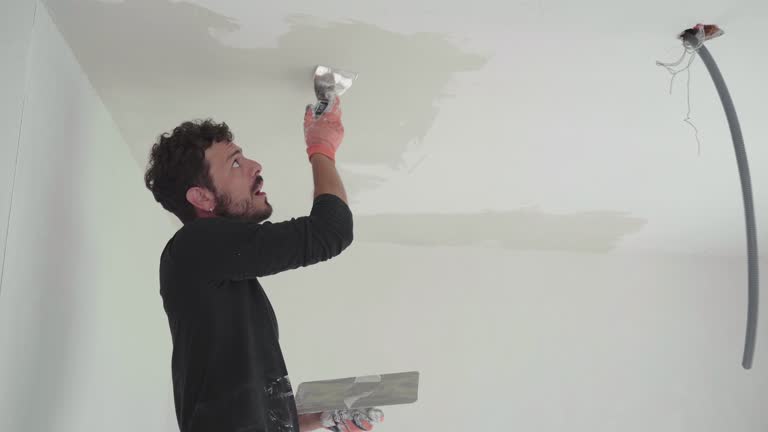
[304,96,344,162]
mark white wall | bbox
[0,2,178,431]
[0,0,36,287]
[270,246,768,432]
[0,2,767,432]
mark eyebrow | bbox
[226,148,242,162]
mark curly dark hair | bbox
[144,119,233,224]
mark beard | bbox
[213,191,273,223]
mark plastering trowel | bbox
[295,371,419,414]
[312,65,358,117]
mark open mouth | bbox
[253,178,265,196]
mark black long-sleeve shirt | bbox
[158,194,353,432]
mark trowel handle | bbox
[313,97,334,118]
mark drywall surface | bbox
[0,1,764,432]
[42,0,768,257]
[0,3,178,431]
[269,245,768,431]
[0,0,36,293]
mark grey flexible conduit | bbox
[682,33,759,369]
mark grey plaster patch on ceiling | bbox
[42,0,489,194]
[354,209,647,253]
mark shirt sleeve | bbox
[175,194,353,280]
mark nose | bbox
[251,160,262,177]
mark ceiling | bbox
[42,0,767,257]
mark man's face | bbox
[204,140,272,222]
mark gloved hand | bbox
[320,408,384,432]
[304,96,345,162]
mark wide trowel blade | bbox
[295,371,419,414]
[312,65,358,117]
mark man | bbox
[144,98,383,432]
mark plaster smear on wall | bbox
[41,0,652,252]
[43,0,488,200]
[355,209,646,253]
